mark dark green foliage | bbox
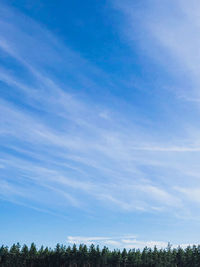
[0,243,200,266]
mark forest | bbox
[0,243,200,267]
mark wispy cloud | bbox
[67,235,199,249]
[109,0,200,219]
[2,1,200,223]
[114,0,200,97]
[67,235,169,249]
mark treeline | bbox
[1,243,200,267]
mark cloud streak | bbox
[67,235,173,249]
[1,1,200,226]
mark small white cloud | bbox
[175,187,200,203]
[99,111,110,120]
[67,236,169,249]
[104,240,121,246]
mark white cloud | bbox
[114,0,200,98]
[2,1,200,221]
[175,187,200,203]
[67,235,195,250]
[67,236,169,249]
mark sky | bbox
[1,0,200,249]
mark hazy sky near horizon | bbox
[1,0,200,249]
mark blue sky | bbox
[1,0,200,249]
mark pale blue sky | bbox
[1,0,200,249]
